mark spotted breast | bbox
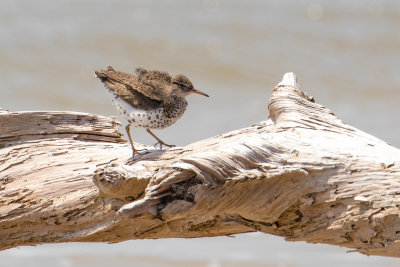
[107,89,188,129]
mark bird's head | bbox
[172,74,209,98]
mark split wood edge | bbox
[1,73,400,258]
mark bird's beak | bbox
[190,89,209,97]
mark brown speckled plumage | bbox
[95,66,209,159]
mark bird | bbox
[94,66,209,159]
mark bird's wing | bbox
[135,67,172,99]
[95,66,168,102]
[95,66,162,110]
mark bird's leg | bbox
[124,125,150,163]
[146,129,175,149]
[125,125,137,159]
[125,124,149,159]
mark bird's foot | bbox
[125,149,151,164]
[154,141,175,150]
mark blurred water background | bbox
[1,0,400,266]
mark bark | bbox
[1,73,400,258]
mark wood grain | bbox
[1,73,400,258]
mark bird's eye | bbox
[175,82,189,90]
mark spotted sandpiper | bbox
[95,66,209,159]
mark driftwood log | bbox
[1,73,400,258]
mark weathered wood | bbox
[1,73,400,258]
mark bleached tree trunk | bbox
[1,73,400,257]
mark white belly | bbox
[106,90,180,129]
